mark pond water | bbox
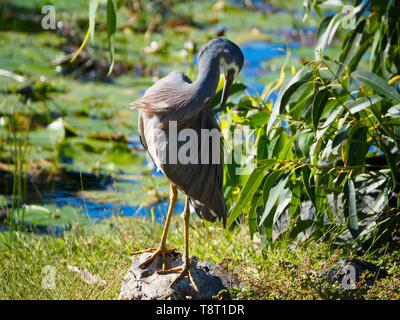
[0,32,306,228]
[240,41,300,96]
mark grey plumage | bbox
[131,38,244,227]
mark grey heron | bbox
[130,38,244,286]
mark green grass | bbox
[0,0,398,301]
[1,217,399,300]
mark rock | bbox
[119,252,232,300]
[320,258,389,287]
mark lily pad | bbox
[64,116,127,140]
[28,118,65,148]
[80,175,170,207]
[15,204,89,228]
[58,136,145,175]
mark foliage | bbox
[305,0,400,77]
[225,0,400,249]
[0,0,399,300]
[1,0,398,253]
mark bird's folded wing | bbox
[129,71,210,124]
[161,112,226,225]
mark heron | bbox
[130,38,244,286]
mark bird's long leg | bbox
[158,196,197,290]
[132,184,178,269]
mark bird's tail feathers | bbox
[189,198,226,227]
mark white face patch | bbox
[220,57,240,75]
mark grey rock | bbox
[320,258,389,287]
[119,252,232,300]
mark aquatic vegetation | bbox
[0,0,311,232]
[1,0,397,254]
[0,0,399,301]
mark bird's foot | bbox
[131,247,177,269]
[158,264,198,291]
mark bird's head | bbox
[198,38,244,109]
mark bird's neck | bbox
[194,55,221,101]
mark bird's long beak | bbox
[220,69,235,110]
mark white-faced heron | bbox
[130,38,244,286]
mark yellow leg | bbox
[158,196,197,290]
[132,184,178,269]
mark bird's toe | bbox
[134,247,177,269]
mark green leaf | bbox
[259,173,290,226]
[377,140,398,190]
[312,89,329,130]
[286,81,314,121]
[316,14,341,54]
[256,128,268,162]
[277,135,295,160]
[211,83,246,111]
[262,170,282,203]
[227,160,274,226]
[248,195,260,238]
[273,188,292,226]
[271,130,293,160]
[369,187,388,214]
[316,2,365,58]
[263,186,292,241]
[289,219,315,240]
[338,23,365,75]
[267,66,312,133]
[387,104,400,118]
[282,80,313,115]
[345,124,369,167]
[332,124,349,149]
[89,0,100,44]
[346,95,383,114]
[248,111,269,128]
[17,205,89,228]
[296,129,314,157]
[344,178,359,238]
[316,104,344,140]
[301,167,316,206]
[28,118,65,148]
[106,0,117,36]
[352,70,400,102]
[369,24,382,67]
[106,0,117,76]
[58,137,143,175]
[289,183,301,219]
[70,28,91,63]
